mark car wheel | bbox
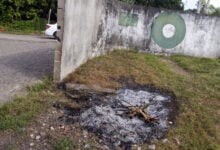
[53,31,57,39]
[53,31,60,41]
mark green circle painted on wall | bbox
[151,13,186,49]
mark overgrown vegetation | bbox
[0,0,57,22]
[65,50,220,149]
[120,0,184,10]
[0,17,47,34]
[0,0,57,34]
[0,77,56,130]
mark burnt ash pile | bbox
[62,83,177,147]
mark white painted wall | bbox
[149,13,220,58]
[180,14,220,58]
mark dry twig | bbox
[127,106,158,123]
[117,100,158,123]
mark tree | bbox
[196,0,220,15]
[212,7,220,16]
[204,0,210,14]
[120,0,184,10]
[41,0,57,21]
[204,3,220,15]
[0,0,57,22]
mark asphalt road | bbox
[0,33,57,104]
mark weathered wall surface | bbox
[176,14,220,57]
[55,0,220,81]
[150,13,220,58]
[60,0,103,80]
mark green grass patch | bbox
[65,50,220,149]
[0,77,56,131]
[53,138,77,150]
[171,55,220,74]
[6,145,16,150]
[0,18,47,35]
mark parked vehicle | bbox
[45,23,57,38]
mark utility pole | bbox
[197,0,203,14]
[48,8,52,24]
[205,0,210,14]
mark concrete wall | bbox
[55,0,220,81]
[60,0,103,80]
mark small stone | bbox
[173,137,180,145]
[50,126,55,131]
[40,132,46,137]
[138,146,141,150]
[84,144,90,149]
[114,141,121,147]
[30,134,34,139]
[83,130,88,138]
[30,143,34,147]
[59,125,65,129]
[148,144,156,150]
[52,111,57,114]
[131,145,138,150]
[162,138,169,144]
[103,145,109,150]
[168,121,173,125]
[42,123,46,126]
[36,135,41,140]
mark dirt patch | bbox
[0,26,5,32]
[0,99,109,150]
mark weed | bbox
[26,76,53,93]
[0,77,56,130]
[6,145,16,150]
[0,18,47,35]
[53,138,76,150]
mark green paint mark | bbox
[118,12,138,27]
[151,13,186,49]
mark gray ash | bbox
[79,88,177,147]
[61,82,178,148]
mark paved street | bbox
[0,33,57,104]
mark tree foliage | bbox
[121,0,184,10]
[0,0,57,22]
[210,7,220,16]
[206,4,220,16]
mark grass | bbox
[0,77,57,131]
[65,50,220,150]
[53,138,77,150]
[0,50,219,149]
[0,18,47,35]
[6,145,16,150]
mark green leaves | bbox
[120,0,184,10]
[0,0,57,22]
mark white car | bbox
[45,23,57,38]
